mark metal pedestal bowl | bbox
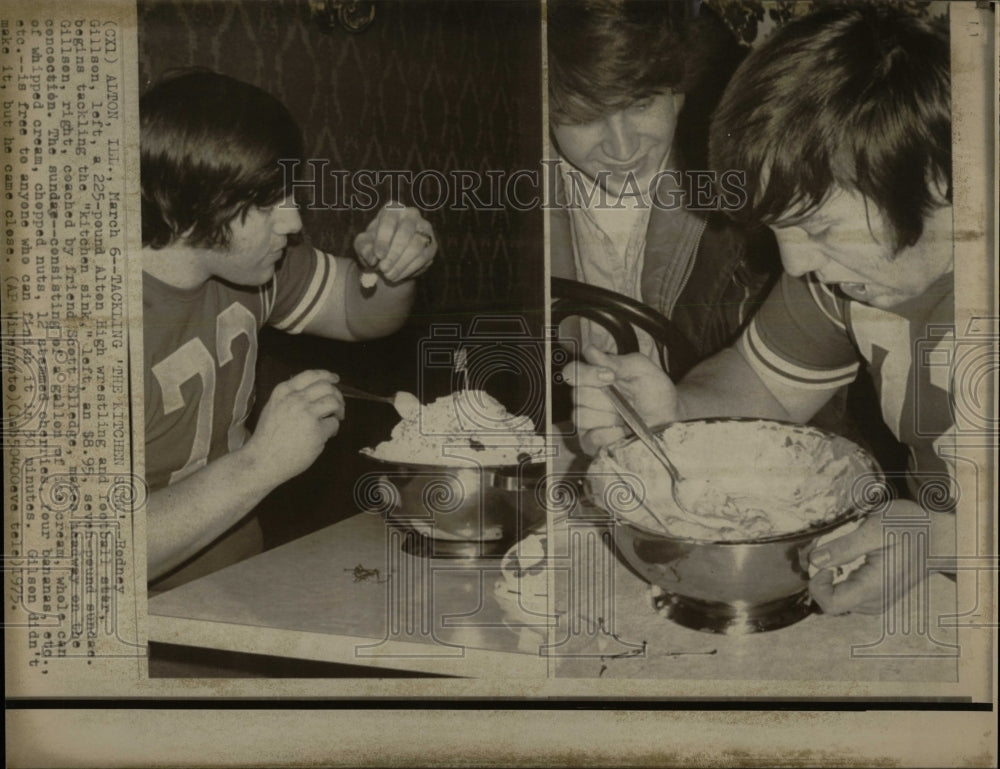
[589,418,884,634]
[615,516,861,634]
[356,456,546,559]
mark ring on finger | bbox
[418,231,433,247]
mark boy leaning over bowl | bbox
[564,5,958,615]
[141,70,436,589]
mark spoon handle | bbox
[604,385,695,522]
[604,385,681,486]
[338,383,391,405]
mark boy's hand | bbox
[353,202,436,282]
[808,500,953,615]
[244,370,345,486]
[562,346,679,455]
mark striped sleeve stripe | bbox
[737,282,752,324]
[806,277,847,331]
[741,319,859,390]
[260,279,276,319]
[270,248,338,333]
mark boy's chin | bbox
[220,268,276,288]
[832,282,903,309]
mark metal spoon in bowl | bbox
[603,384,700,515]
[339,384,420,421]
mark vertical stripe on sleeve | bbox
[269,248,338,333]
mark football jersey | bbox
[739,271,956,506]
[143,240,338,491]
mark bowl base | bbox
[395,526,510,559]
[651,589,815,634]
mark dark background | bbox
[138,0,544,546]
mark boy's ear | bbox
[929,171,951,206]
[672,91,685,114]
[174,225,197,247]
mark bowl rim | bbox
[614,504,870,546]
[358,449,546,473]
[593,415,884,546]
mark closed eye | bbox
[804,226,830,241]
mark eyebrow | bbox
[773,212,827,230]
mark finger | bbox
[297,376,340,395]
[561,360,615,388]
[574,385,618,418]
[317,414,342,441]
[308,393,346,420]
[387,222,435,281]
[373,204,406,260]
[797,543,813,573]
[353,232,377,267]
[382,237,426,282]
[330,388,346,417]
[616,351,667,380]
[582,345,621,371]
[807,567,838,612]
[809,558,883,615]
[282,369,339,392]
[575,412,627,443]
[580,426,627,456]
[384,213,418,270]
[380,218,420,280]
[299,379,345,405]
[417,227,436,255]
[809,515,883,570]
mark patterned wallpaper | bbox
[137,0,947,315]
[138,2,545,543]
[137,0,543,317]
[706,0,949,47]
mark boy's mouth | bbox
[605,155,644,174]
[836,282,871,302]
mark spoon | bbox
[603,384,699,516]
[339,384,420,421]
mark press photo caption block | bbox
[2,0,146,693]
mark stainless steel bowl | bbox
[588,418,883,634]
[356,456,546,558]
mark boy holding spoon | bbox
[565,5,958,616]
[141,70,436,587]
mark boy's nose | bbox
[601,111,639,162]
[773,229,825,277]
[275,200,303,234]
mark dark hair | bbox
[709,4,950,253]
[547,0,692,126]
[140,69,304,249]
